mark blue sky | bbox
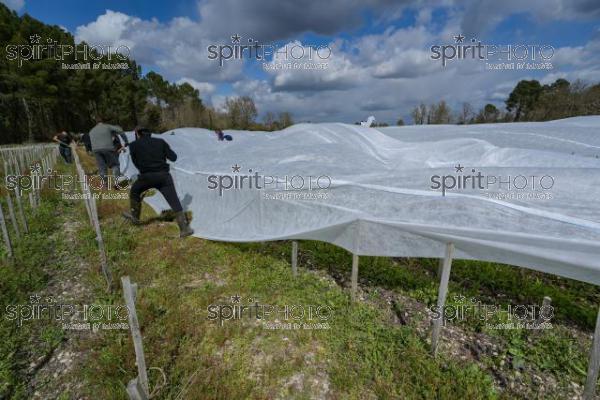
[3,0,600,123]
[20,0,198,29]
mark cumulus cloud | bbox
[76,10,137,45]
[344,25,445,80]
[177,78,216,95]
[261,41,364,92]
[371,49,438,79]
[71,1,600,124]
[177,77,216,104]
[542,37,600,83]
[236,32,600,123]
[196,0,412,42]
[214,22,600,123]
[75,10,242,82]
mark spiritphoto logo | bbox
[207,34,331,70]
[207,164,332,198]
[430,163,554,199]
[207,294,332,330]
[430,34,554,70]
[3,294,130,331]
[4,163,130,196]
[430,295,554,330]
[5,34,131,70]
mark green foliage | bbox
[0,3,146,142]
[408,78,599,125]
[224,96,258,129]
[0,3,294,142]
[506,80,544,121]
[0,187,66,399]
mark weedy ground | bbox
[0,147,598,399]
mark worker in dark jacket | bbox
[81,132,92,153]
[122,127,193,238]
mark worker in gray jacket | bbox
[89,116,128,188]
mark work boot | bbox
[175,211,194,238]
[122,198,142,225]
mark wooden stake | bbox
[90,191,112,290]
[34,168,41,207]
[584,305,600,399]
[126,377,149,400]
[0,204,13,258]
[351,254,359,300]
[121,276,149,398]
[431,242,455,355]
[291,241,298,277]
[5,194,20,239]
[14,189,28,234]
[534,296,552,328]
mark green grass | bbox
[233,241,599,330]
[76,208,499,399]
[3,148,597,399]
[0,169,72,399]
[226,239,598,395]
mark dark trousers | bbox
[59,146,72,163]
[93,149,120,181]
[131,171,183,212]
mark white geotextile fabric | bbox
[120,116,600,285]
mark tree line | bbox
[405,78,600,125]
[0,4,293,145]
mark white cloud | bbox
[214,23,600,124]
[75,10,243,82]
[371,49,438,78]
[177,78,216,95]
[262,41,365,92]
[177,77,216,104]
[416,8,433,26]
[76,10,137,45]
[71,2,600,124]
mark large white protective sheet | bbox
[120,117,600,285]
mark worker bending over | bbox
[123,127,194,238]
